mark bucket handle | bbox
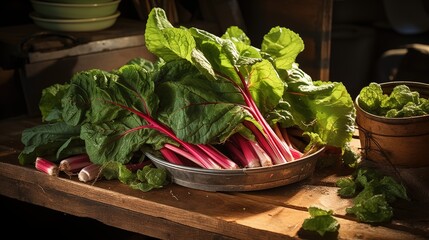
[357,123,404,182]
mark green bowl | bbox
[30,11,120,32]
[41,0,114,3]
[30,0,121,19]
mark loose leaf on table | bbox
[18,122,84,165]
[337,168,410,223]
[302,206,340,236]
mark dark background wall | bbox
[330,0,429,98]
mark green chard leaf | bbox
[18,122,83,165]
[80,114,148,165]
[189,27,241,85]
[222,26,251,45]
[102,161,136,184]
[378,176,410,202]
[277,66,356,149]
[247,60,284,112]
[39,83,69,123]
[261,26,304,78]
[125,57,158,72]
[155,60,249,144]
[346,194,393,223]
[339,167,410,223]
[302,206,340,236]
[336,177,357,197]
[62,63,176,165]
[145,8,195,62]
[61,69,122,126]
[134,165,168,190]
[102,161,168,192]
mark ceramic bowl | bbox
[41,0,114,3]
[30,0,121,19]
[29,11,120,32]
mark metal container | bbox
[355,81,429,168]
[145,147,325,192]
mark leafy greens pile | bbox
[18,8,356,189]
[336,168,409,223]
[358,82,429,117]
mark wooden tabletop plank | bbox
[0,174,235,240]
[1,116,428,239]
[1,157,427,239]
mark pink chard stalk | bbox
[59,154,92,173]
[35,157,59,176]
[78,163,102,182]
[108,100,239,170]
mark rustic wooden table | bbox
[0,116,428,239]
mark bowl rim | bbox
[145,146,324,191]
[42,0,113,2]
[30,11,120,22]
[30,0,120,7]
[145,146,325,175]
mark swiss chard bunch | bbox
[18,7,357,191]
[143,7,356,165]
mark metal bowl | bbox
[145,147,325,192]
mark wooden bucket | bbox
[355,81,429,168]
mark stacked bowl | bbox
[29,0,121,32]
